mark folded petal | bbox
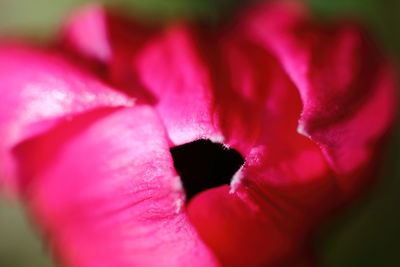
[187,37,339,265]
[15,107,218,267]
[242,1,397,193]
[0,44,134,191]
[186,4,396,264]
[134,24,305,154]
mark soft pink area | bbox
[16,107,218,267]
[0,44,133,191]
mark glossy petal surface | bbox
[0,44,133,191]
[16,107,218,267]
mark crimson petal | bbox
[187,31,339,266]
[243,1,397,194]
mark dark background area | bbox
[0,0,399,266]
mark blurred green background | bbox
[0,0,399,266]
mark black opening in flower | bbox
[170,139,244,202]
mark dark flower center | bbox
[170,139,244,202]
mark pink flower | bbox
[0,1,396,266]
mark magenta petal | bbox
[62,4,112,63]
[135,25,223,145]
[0,44,133,191]
[16,107,218,267]
[243,1,397,191]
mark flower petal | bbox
[132,20,341,265]
[15,107,218,267]
[62,5,157,102]
[0,44,134,191]
[62,4,112,63]
[186,3,397,264]
[188,172,332,266]
[243,1,397,193]
[134,25,223,145]
[187,43,338,265]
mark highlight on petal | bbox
[0,44,134,191]
[14,106,218,267]
[134,25,223,145]
[242,0,397,194]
